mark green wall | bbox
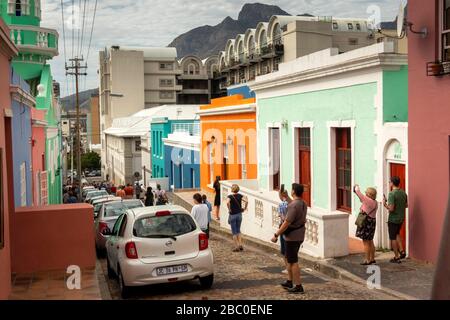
[383,66,408,123]
[258,83,378,214]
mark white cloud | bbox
[40,0,404,97]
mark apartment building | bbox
[218,15,378,89]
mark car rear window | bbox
[133,214,196,238]
[104,201,142,217]
[87,191,107,198]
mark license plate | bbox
[156,264,188,276]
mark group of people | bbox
[143,184,169,207]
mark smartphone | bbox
[280,184,285,193]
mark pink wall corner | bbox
[11,204,96,274]
[408,0,450,263]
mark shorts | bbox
[228,213,242,236]
[388,222,403,241]
[280,235,286,256]
[285,241,303,264]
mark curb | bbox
[173,192,416,301]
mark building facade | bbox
[408,0,450,263]
[198,95,258,192]
[1,0,62,205]
[163,132,201,190]
[0,16,18,301]
[87,94,100,145]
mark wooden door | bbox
[298,128,311,206]
[390,163,407,248]
[270,128,280,190]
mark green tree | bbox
[80,152,101,171]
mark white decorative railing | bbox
[220,180,349,259]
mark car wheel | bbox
[199,274,214,289]
[106,257,115,279]
[118,267,131,299]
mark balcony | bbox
[219,180,349,258]
[260,43,284,59]
[9,25,59,58]
[427,61,450,77]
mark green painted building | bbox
[247,43,408,252]
[1,0,62,204]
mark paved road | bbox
[98,232,398,300]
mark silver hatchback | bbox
[105,205,214,298]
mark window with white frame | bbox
[35,0,41,18]
[160,91,174,99]
[160,79,173,87]
[160,63,173,70]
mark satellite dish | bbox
[397,2,406,38]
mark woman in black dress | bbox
[213,176,221,220]
[144,187,154,207]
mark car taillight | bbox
[99,222,110,234]
[125,242,138,259]
[156,211,171,217]
[199,233,208,251]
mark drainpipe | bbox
[431,192,450,300]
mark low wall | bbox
[11,204,96,274]
[220,181,349,259]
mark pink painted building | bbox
[31,108,47,206]
[0,18,18,300]
[408,0,450,263]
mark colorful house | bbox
[198,95,257,192]
[217,43,408,258]
[408,0,450,263]
[1,0,62,204]
[10,69,33,208]
[163,131,200,190]
[150,105,199,179]
[0,16,18,300]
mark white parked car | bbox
[85,190,108,203]
[105,205,214,298]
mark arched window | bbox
[249,35,255,53]
[260,30,267,47]
[35,0,41,18]
[273,24,282,44]
[16,0,22,16]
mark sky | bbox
[40,0,406,98]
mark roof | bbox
[104,105,200,137]
[111,46,177,59]
[128,205,189,218]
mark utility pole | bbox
[70,134,74,185]
[66,57,87,201]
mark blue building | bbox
[150,105,199,179]
[163,132,200,190]
[10,69,33,207]
[227,84,255,99]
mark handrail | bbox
[431,191,450,299]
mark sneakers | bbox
[281,280,293,289]
[287,284,305,294]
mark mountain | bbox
[61,88,99,113]
[168,3,290,58]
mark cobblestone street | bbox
[99,232,398,300]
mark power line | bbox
[79,0,88,58]
[85,0,98,63]
[71,0,74,59]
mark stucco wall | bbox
[408,0,450,263]
[165,145,200,189]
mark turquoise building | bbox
[1,0,62,204]
[218,43,408,258]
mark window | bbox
[15,0,22,16]
[135,140,141,152]
[332,22,339,30]
[112,214,125,236]
[356,23,361,31]
[441,0,450,61]
[0,149,4,249]
[160,63,173,70]
[347,23,354,30]
[269,128,281,191]
[20,162,27,207]
[239,145,247,180]
[336,128,352,212]
[160,91,174,99]
[160,79,173,87]
[133,214,196,238]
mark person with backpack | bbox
[155,184,168,205]
[226,184,248,252]
[144,187,154,207]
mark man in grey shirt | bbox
[271,183,307,294]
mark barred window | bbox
[441,0,450,61]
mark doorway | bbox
[389,162,407,248]
[297,128,311,207]
[269,128,280,191]
[238,145,247,180]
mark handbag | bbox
[355,207,377,228]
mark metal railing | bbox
[172,123,200,136]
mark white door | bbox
[239,145,247,179]
[208,143,214,185]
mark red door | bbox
[389,163,407,249]
[298,128,311,207]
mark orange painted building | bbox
[198,95,257,191]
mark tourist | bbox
[271,183,307,294]
[278,188,291,274]
[124,183,134,199]
[144,187,154,207]
[155,184,168,205]
[67,191,78,204]
[110,184,117,195]
[135,182,142,200]
[354,184,378,265]
[116,186,126,199]
[63,190,69,204]
[213,176,221,220]
[191,193,210,237]
[226,184,248,252]
[202,194,212,228]
[383,176,408,263]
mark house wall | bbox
[408,0,450,263]
[165,145,200,190]
[151,122,170,178]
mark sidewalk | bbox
[9,262,108,300]
[173,191,435,300]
